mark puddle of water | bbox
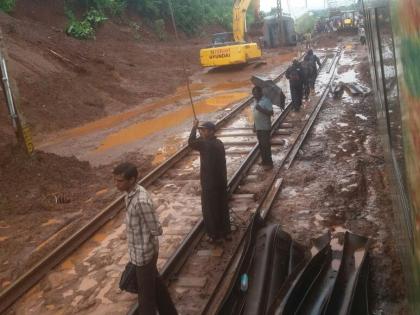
[338,69,357,83]
[97,281,113,304]
[332,225,349,233]
[0,223,10,229]
[339,53,354,66]
[152,135,185,166]
[36,84,205,148]
[96,92,248,152]
[212,81,250,91]
[63,289,74,298]
[61,259,76,271]
[95,188,109,196]
[78,277,97,291]
[41,219,61,227]
[92,232,108,243]
[355,114,368,121]
[330,237,342,251]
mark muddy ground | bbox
[268,39,408,313]
[0,2,409,313]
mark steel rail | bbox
[0,67,291,314]
[127,51,335,315]
[284,50,342,170]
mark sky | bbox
[260,0,326,17]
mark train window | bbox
[375,6,407,186]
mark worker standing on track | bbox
[189,120,231,242]
[113,162,178,315]
[304,49,322,91]
[252,86,275,170]
[304,32,312,49]
[286,59,304,112]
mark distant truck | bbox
[341,10,358,30]
[262,15,297,48]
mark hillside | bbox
[0,0,210,146]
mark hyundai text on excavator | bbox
[199,0,262,67]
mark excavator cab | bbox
[212,32,235,46]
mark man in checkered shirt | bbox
[113,162,177,315]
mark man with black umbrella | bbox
[252,86,275,170]
[286,59,305,111]
[189,120,231,242]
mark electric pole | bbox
[277,0,283,46]
[0,29,34,155]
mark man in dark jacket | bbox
[188,120,231,241]
[286,59,304,111]
[303,49,322,90]
[300,60,312,101]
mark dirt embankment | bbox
[0,0,206,141]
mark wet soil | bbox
[268,38,408,314]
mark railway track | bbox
[128,50,342,315]
[1,50,339,315]
[0,55,302,314]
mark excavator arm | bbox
[232,0,253,42]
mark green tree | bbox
[295,12,317,34]
[0,0,16,13]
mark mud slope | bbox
[0,0,203,141]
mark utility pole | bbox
[277,0,283,46]
[0,29,34,155]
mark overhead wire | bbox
[166,0,197,119]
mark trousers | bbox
[257,130,273,165]
[135,257,178,315]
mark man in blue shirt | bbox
[252,86,275,170]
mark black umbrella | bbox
[251,76,285,108]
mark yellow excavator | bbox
[199,0,262,67]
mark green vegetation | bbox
[65,7,107,39]
[0,0,16,13]
[64,0,235,39]
[295,12,318,34]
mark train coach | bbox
[361,0,420,313]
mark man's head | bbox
[307,49,313,55]
[198,121,216,139]
[292,58,299,66]
[113,162,138,192]
[252,86,263,100]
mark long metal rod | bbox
[0,54,18,129]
